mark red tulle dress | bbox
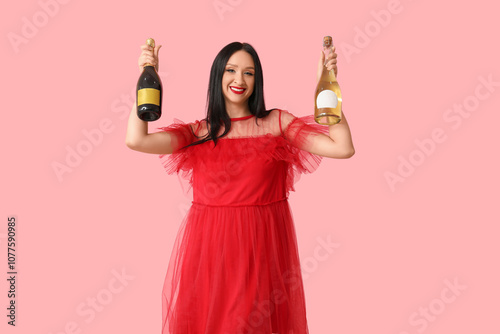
[157,108,329,334]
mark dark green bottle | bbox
[136,38,162,121]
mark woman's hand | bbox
[138,42,162,73]
[317,45,337,82]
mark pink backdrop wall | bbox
[2,0,499,333]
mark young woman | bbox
[126,41,354,334]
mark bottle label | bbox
[316,90,338,109]
[138,88,160,106]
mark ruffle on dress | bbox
[156,109,330,195]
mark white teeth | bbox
[231,87,244,92]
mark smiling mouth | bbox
[230,86,246,94]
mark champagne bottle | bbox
[137,38,162,121]
[314,36,342,125]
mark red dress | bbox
[157,109,329,334]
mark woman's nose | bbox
[233,72,244,84]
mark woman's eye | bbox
[226,69,235,73]
[245,72,254,76]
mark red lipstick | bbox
[230,86,246,94]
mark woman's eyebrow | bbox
[226,63,255,69]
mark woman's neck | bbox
[225,103,252,119]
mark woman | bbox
[126,40,354,334]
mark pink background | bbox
[1,0,499,333]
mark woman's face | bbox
[221,50,255,107]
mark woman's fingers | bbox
[138,43,161,71]
[140,44,153,51]
[317,44,339,79]
[153,45,161,71]
[139,55,155,65]
[325,50,337,60]
[324,58,338,73]
[140,44,154,57]
[325,46,338,74]
[326,60,337,71]
[154,45,162,58]
[138,43,156,73]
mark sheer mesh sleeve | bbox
[279,109,330,152]
[155,111,331,195]
[156,119,201,153]
[156,119,204,192]
[278,109,331,191]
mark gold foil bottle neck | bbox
[146,38,155,48]
[323,36,332,48]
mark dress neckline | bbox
[230,114,254,121]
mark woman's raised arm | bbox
[306,110,355,159]
[282,45,355,159]
[125,42,179,155]
[298,46,354,159]
[125,102,179,154]
[311,45,354,159]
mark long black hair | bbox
[182,41,275,149]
